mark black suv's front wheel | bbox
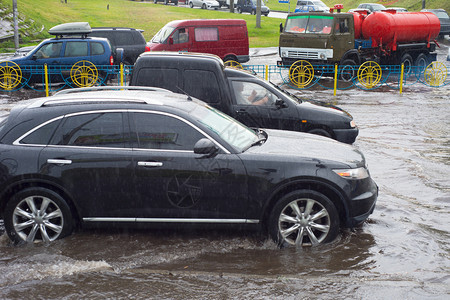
[4,188,74,244]
[268,190,339,247]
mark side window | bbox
[134,68,179,92]
[172,28,189,44]
[336,19,349,34]
[232,81,273,106]
[184,70,220,104]
[131,113,203,151]
[115,32,135,46]
[194,28,218,42]
[64,41,88,57]
[90,32,114,45]
[36,42,62,59]
[20,119,62,145]
[91,42,105,55]
[50,112,127,148]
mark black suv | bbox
[0,87,377,246]
[89,27,149,64]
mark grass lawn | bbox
[2,0,284,49]
[2,0,448,51]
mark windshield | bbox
[191,104,259,152]
[285,15,333,34]
[151,25,176,43]
[433,11,449,18]
[371,4,386,11]
[0,113,10,134]
[270,81,302,104]
[312,0,328,8]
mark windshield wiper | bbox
[249,130,267,147]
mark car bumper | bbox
[237,55,250,63]
[346,178,378,227]
[333,127,359,144]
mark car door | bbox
[229,79,298,130]
[38,111,137,218]
[167,27,190,52]
[128,111,249,221]
[60,40,89,66]
[28,41,63,66]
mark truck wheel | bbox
[189,1,193,8]
[202,3,206,9]
[251,9,256,15]
[237,7,242,13]
[400,53,413,76]
[340,59,357,82]
[415,53,429,73]
[4,187,74,244]
[268,190,339,247]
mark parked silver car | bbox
[188,0,220,9]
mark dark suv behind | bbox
[89,27,149,64]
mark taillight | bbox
[110,55,114,65]
[145,45,150,52]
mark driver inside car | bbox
[233,81,270,106]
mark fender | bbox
[340,49,361,65]
[0,175,82,221]
[260,177,350,224]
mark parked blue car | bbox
[2,22,114,86]
[7,37,113,67]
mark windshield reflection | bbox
[151,25,175,43]
[192,104,259,152]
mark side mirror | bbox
[116,48,124,63]
[275,99,288,109]
[194,138,219,157]
[32,54,38,60]
[279,23,284,33]
[168,37,174,45]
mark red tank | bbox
[360,11,440,50]
[351,11,368,40]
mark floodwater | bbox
[0,46,449,298]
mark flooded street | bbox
[0,47,449,298]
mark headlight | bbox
[319,53,326,60]
[333,167,369,179]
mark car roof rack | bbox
[54,86,173,96]
[27,86,176,108]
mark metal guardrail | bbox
[242,61,449,94]
[1,60,449,96]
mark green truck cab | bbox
[279,12,358,66]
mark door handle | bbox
[47,159,72,165]
[138,161,163,167]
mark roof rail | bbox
[54,86,173,96]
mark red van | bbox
[147,19,249,63]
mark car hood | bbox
[298,100,350,118]
[245,129,364,167]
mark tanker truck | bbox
[278,4,441,73]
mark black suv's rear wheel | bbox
[4,188,74,244]
[268,190,339,247]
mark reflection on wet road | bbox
[1,48,449,298]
